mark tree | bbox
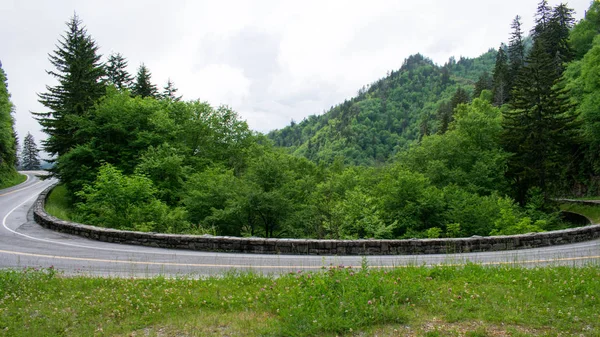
[34,14,105,159]
[161,78,182,101]
[0,61,17,174]
[20,132,41,170]
[532,0,553,39]
[564,35,600,179]
[105,52,133,90]
[508,15,526,88]
[438,87,471,134]
[548,3,576,72]
[532,1,575,75]
[502,39,578,204]
[570,0,600,60]
[492,44,509,106]
[473,71,492,99]
[131,63,158,98]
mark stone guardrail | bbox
[33,185,600,255]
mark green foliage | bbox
[400,98,508,196]
[38,5,595,239]
[34,14,105,159]
[135,144,187,205]
[268,52,496,165]
[2,265,599,336]
[105,52,133,90]
[0,62,18,183]
[131,63,158,98]
[570,0,600,59]
[565,36,600,175]
[503,38,578,204]
[492,44,509,105]
[0,171,25,190]
[76,164,188,233]
[44,184,76,221]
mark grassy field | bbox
[0,172,26,190]
[0,264,598,336]
[44,184,75,221]
[560,203,600,224]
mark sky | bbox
[1,0,593,154]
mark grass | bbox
[0,171,26,190]
[0,264,598,336]
[44,184,75,221]
[560,203,600,224]
[570,196,600,201]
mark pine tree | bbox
[21,132,41,170]
[106,52,133,90]
[438,87,470,134]
[492,44,510,106]
[473,71,492,99]
[161,78,181,101]
[0,61,17,172]
[548,3,576,73]
[502,39,577,204]
[532,0,553,39]
[508,15,526,89]
[131,64,158,98]
[34,14,105,158]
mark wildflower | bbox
[368,300,373,305]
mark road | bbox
[1,172,599,277]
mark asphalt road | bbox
[1,172,599,278]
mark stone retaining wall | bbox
[33,185,600,255]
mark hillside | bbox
[268,50,497,165]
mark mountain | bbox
[268,50,497,165]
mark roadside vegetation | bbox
[0,172,25,190]
[560,203,600,224]
[0,264,598,336]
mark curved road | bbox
[1,172,599,277]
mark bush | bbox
[76,164,188,232]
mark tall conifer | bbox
[34,14,105,158]
[508,15,525,90]
[492,45,509,106]
[131,64,158,98]
[503,39,577,203]
[21,132,41,170]
[106,52,133,90]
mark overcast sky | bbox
[1,0,592,153]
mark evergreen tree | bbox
[438,87,470,134]
[508,15,526,89]
[21,132,41,170]
[0,61,17,172]
[451,87,470,107]
[548,3,576,72]
[161,78,181,101]
[502,39,577,204]
[473,71,492,99]
[34,14,105,158]
[532,0,553,39]
[131,64,158,98]
[105,52,133,90]
[492,44,509,106]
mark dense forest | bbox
[0,62,19,187]
[267,51,497,165]
[25,1,600,239]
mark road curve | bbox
[1,172,599,277]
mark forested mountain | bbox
[268,50,496,165]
